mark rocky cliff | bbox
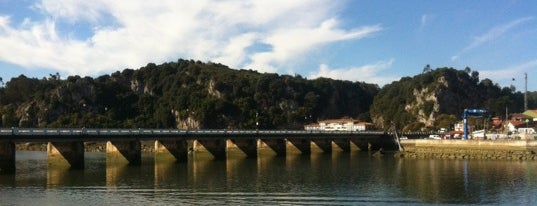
[0,59,379,129]
[370,68,524,131]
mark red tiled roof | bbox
[510,113,532,120]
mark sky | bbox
[0,0,536,91]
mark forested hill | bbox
[0,59,379,129]
[370,67,536,131]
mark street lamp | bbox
[256,112,259,130]
[82,103,87,129]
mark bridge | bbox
[0,128,431,173]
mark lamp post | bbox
[82,103,87,130]
[256,112,259,131]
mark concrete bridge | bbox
[0,128,431,173]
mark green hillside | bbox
[0,59,378,129]
[1,61,534,131]
[370,67,535,131]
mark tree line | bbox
[0,59,378,129]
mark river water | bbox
[1,151,536,205]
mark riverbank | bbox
[398,139,537,160]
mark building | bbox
[355,122,375,131]
[523,110,537,121]
[304,118,375,131]
[506,113,535,132]
[304,123,320,131]
[454,121,464,132]
[491,117,503,128]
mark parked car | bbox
[428,134,441,139]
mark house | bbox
[454,121,464,132]
[523,110,537,121]
[506,113,535,132]
[318,118,358,131]
[304,118,375,131]
[355,122,375,131]
[304,123,320,131]
[491,117,502,128]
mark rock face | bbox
[0,59,379,129]
[370,68,511,130]
[403,73,481,127]
[404,87,439,127]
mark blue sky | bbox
[0,0,536,91]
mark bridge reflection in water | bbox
[0,128,430,173]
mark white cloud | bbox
[481,60,537,81]
[479,59,537,90]
[452,17,534,61]
[0,15,9,28]
[36,0,109,23]
[467,17,533,50]
[308,59,397,86]
[0,0,380,77]
[246,19,382,73]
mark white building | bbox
[304,118,374,131]
[454,121,464,132]
[304,123,320,131]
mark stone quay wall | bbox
[398,139,537,160]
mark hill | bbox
[370,67,535,131]
[1,61,535,131]
[0,59,379,129]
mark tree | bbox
[0,77,3,87]
[423,64,431,73]
[471,71,479,83]
[464,66,471,73]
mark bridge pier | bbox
[311,139,332,153]
[368,142,382,151]
[0,141,15,173]
[107,141,141,165]
[287,139,311,154]
[47,141,85,169]
[193,139,227,160]
[155,140,188,162]
[351,139,370,151]
[258,139,286,156]
[332,138,351,152]
[227,139,257,157]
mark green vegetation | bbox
[370,67,533,131]
[0,62,533,131]
[0,59,378,129]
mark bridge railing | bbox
[1,128,391,138]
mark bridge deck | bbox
[1,128,385,142]
[0,128,432,142]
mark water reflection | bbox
[153,158,188,188]
[1,151,537,205]
[225,157,255,191]
[190,155,227,191]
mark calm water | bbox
[1,151,537,205]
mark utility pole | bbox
[524,72,528,111]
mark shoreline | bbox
[397,139,537,160]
